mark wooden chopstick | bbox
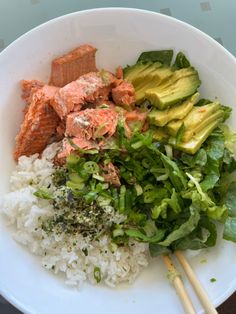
[175,251,218,314]
[162,254,197,314]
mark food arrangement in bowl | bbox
[1,41,236,290]
[0,8,236,314]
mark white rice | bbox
[0,143,149,287]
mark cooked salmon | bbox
[14,85,60,160]
[56,121,66,138]
[66,108,118,140]
[51,71,116,119]
[21,80,45,114]
[112,81,135,107]
[49,45,97,87]
[100,162,121,187]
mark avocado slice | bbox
[182,109,224,142]
[132,62,163,86]
[145,67,201,110]
[124,61,162,86]
[148,92,199,127]
[166,102,221,136]
[135,67,173,103]
[176,117,223,154]
[124,62,174,104]
[124,62,155,83]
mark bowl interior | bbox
[0,8,236,314]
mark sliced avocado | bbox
[152,128,169,142]
[176,117,223,154]
[135,80,159,104]
[148,92,199,127]
[166,102,220,136]
[145,67,201,110]
[182,109,224,142]
[124,62,162,85]
[132,62,163,86]
[124,62,174,104]
[135,67,173,103]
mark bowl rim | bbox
[0,7,235,314]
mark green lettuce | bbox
[223,182,236,242]
[157,203,200,247]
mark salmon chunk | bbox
[49,45,97,87]
[51,71,116,119]
[66,108,118,140]
[112,81,135,107]
[21,80,45,114]
[14,85,60,160]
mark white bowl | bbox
[0,8,236,314]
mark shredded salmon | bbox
[100,162,121,187]
[49,44,97,87]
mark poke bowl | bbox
[0,8,236,314]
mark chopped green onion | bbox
[34,187,53,200]
[143,184,156,203]
[119,185,126,212]
[131,140,143,149]
[69,173,84,183]
[156,174,169,181]
[84,149,99,155]
[135,184,143,196]
[77,168,90,180]
[164,145,173,159]
[125,189,133,211]
[66,154,80,166]
[84,161,99,174]
[92,174,105,181]
[111,187,119,209]
[93,266,101,283]
[94,182,108,193]
[113,228,125,237]
[142,158,152,168]
[84,191,97,203]
[66,181,85,191]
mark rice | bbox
[0,143,149,287]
